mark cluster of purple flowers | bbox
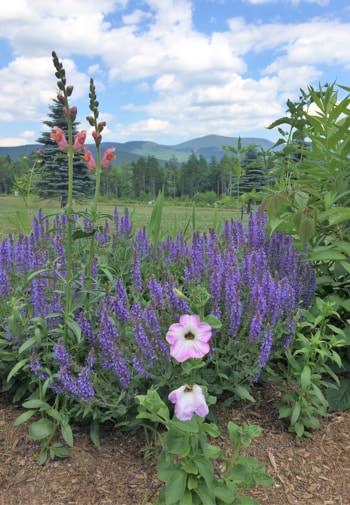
[0,207,315,403]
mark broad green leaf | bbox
[300,365,311,389]
[28,418,56,441]
[234,385,256,403]
[164,470,187,505]
[14,410,36,426]
[61,422,74,447]
[290,402,301,425]
[23,399,49,409]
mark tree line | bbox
[0,98,272,200]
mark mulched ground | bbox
[1,387,349,505]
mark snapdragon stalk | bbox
[52,51,74,345]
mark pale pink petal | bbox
[179,314,200,327]
[168,385,184,404]
[196,327,212,343]
[190,340,210,358]
[170,340,193,363]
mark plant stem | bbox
[63,114,74,345]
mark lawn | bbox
[0,195,240,236]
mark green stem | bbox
[63,116,74,345]
[86,149,102,292]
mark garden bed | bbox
[1,388,349,505]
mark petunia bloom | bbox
[168,384,209,421]
[166,314,212,363]
[82,147,96,171]
[101,147,116,169]
[50,126,67,151]
[73,130,86,152]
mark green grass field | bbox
[0,196,240,237]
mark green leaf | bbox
[7,359,28,382]
[187,476,198,490]
[180,491,193,505]
[38,449,48,465]
[72,229,96,240]
[233,385,256,403]
[294,421,304,438]
[201,423,220,438]
[61,422,74,447]
[236,495,260,505]
[23,399,49,409]
[28,418,56,441]
[66,318,82,342]
[278,406,291,419]
[18,336,38,354]
[203,443,222,459]
[164,470,187,505]
[194,457,214,489]
[14,410,36,426]
[309,248,346,262]
[194,483,215,505]
[171,418,199,433]
[327,377,350,412]
[148,189,164,246]
[203,315,222,329]
[290,402,301,425]
[300,365,311,389]
[321,207,350,226]
[90,420,101,448]
[166,432,190,456]
[214,485,234,504]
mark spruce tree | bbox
[37,98,93,198]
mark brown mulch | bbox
[0,389,349,505]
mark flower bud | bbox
[69,106,77,120]
[92,130,102,146]
[57,94,65,105]
[98,121,106,133]
[66,85,73,96]
[86,116,95,127]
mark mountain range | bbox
[0,134,274,164]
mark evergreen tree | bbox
[37,98,93,198]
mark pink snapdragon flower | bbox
[50,126,67,151]
[166,315,212,363]
[83,147,96,171]
[168,384,209,421]
[73,130,86,152]
[101,147,116,168]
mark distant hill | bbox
[0,135,274,164]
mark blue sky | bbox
[0,0,349,146]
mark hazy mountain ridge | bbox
[0,134,274,164]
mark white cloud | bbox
[122,9,150,25]
[121,118,171,136]
[0,56,88,122]
[245,0,329,5]
[0,130,36,147]
[0,0,349,143]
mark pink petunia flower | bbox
[168,384,209,421]
[166,315,212,363]
[101,147,116,169]
[73,130,86,152]
[82,147,96,171]
[50,126,67,151]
